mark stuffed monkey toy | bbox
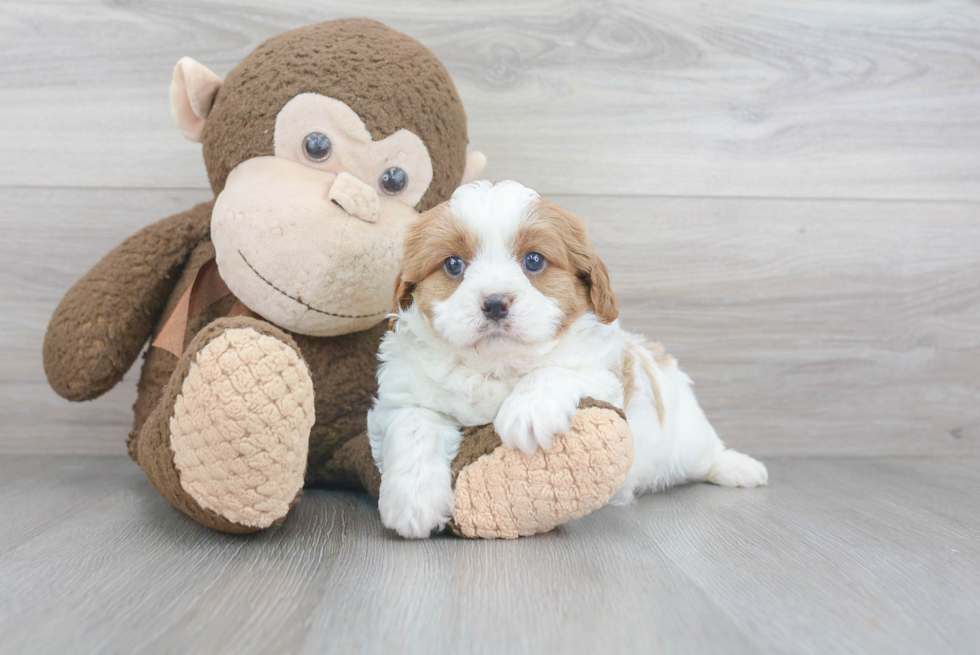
[43,19,633,539]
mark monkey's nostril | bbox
[327,172,380,223]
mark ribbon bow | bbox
[151,259,256,357]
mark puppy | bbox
[367,180,767,539]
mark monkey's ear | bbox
[170,57,223,143]
[460,151,487,185]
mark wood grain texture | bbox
[0,455,976,654]
[3,187,976,456]
[1,0,979,199]
[1,2,977,456]
[571,194,980,456]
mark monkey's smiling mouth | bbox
[238,251,387,319]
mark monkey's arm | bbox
[43,200,214,401]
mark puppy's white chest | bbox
[440,367,518,426]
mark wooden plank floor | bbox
[0,454,976,654]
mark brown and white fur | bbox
[367,180,767,539]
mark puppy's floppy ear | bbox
[392,273,415,312]
[541,200,620,324]
[389,200,464,329]
[389,272,416,329]
[582,247,619,324]
[388,203,440,329]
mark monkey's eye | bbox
[523,252,546,273]
[444,256,466,278]
[379,167,408,195]
[303,132,332,162]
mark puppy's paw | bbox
[378,471,453,539]
[706,449,769,488]
[494,389,579,455]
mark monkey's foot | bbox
[447,398,633,539]
[138,317,314,533]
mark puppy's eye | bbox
[523,252,546,273]
[303,132,332,162]
[380,167,408,195]
[444,256,466,278]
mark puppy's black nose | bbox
[482,296,509,322]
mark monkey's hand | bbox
[43,201,213,401]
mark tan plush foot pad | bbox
[169,327,314,529]
[450,404,633,539]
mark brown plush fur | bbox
[43,19,631,536]
[202,19,467,211]
[42,20,472,532]
[126,241,387,489]
[43,201,212,401]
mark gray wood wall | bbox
[1,0,977,456]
